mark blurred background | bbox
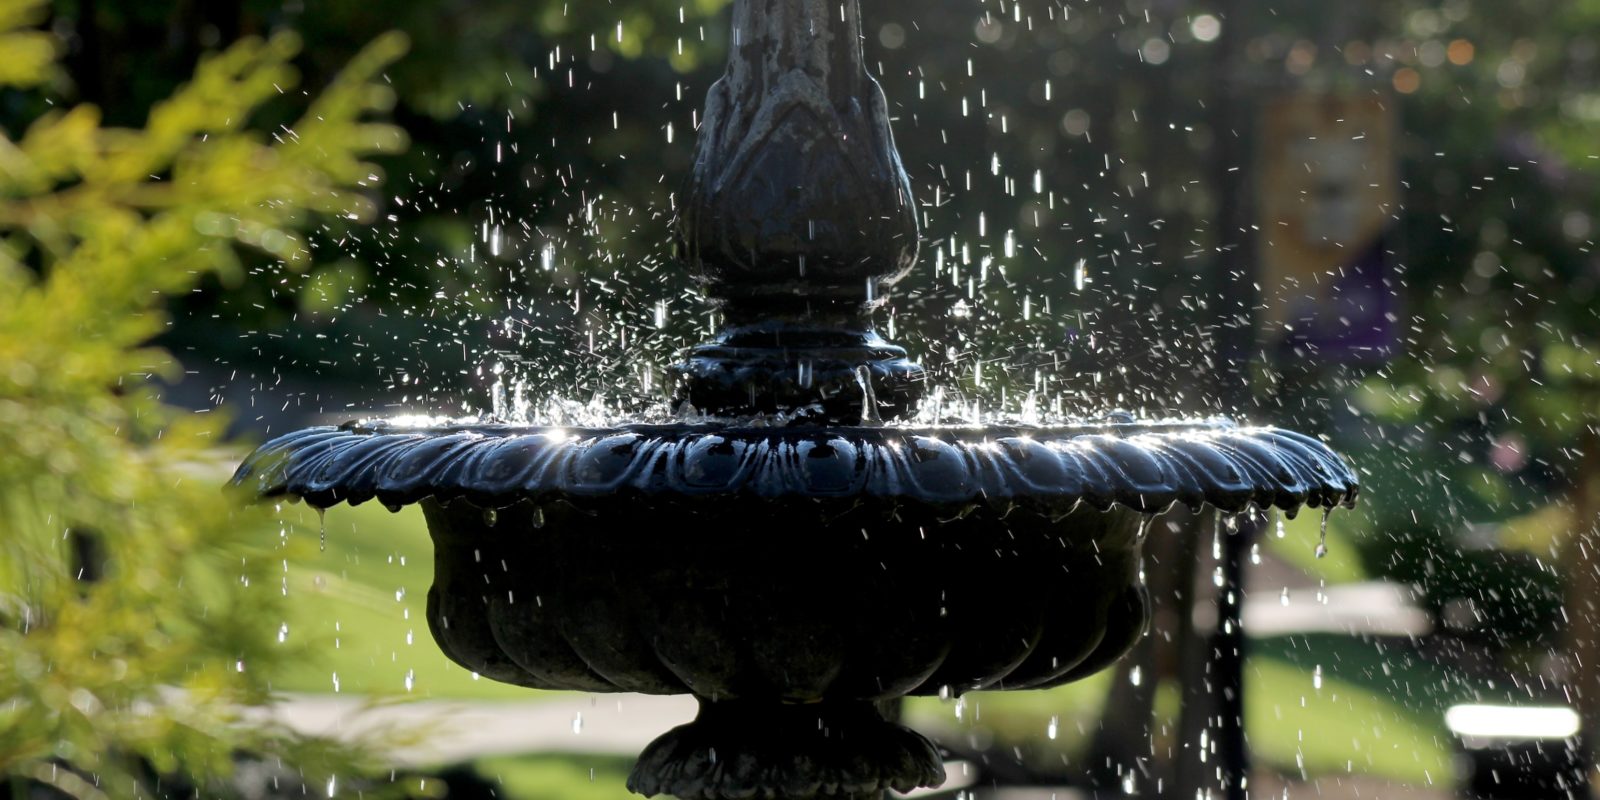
[2,0,1599,797]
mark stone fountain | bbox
[232,2,1358,798]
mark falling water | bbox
[1315,508,1331,559]
[855,365,882,426]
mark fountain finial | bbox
[672,0,924,420]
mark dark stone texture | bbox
[627,699,944,800]
[669,0,922,420]
[232,420,1358,516]
[675,0,917,321]
[415,487,1146,699]
[669,324,925,422]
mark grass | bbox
[1249,630,1532,788]
[1249,644,1454,787]
[268,500,537,700]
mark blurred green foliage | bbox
[0,0,412,794]
[1308,0,1600,653]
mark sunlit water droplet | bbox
[1315,508,1331,558]
[1046,715,1059,740]
[1129,665,1142,687]
[316,507,327,552]
[855,365,882,426]
[1312,665,1323,690]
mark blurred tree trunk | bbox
[1569,424,1600,749]
[1090,508,1205,796]
[67,0,104,104]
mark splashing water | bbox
[855,365,882,426]
[1315,508,1331,559]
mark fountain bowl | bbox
[234,419,1354,799]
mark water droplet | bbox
[1129,665,1142,686]
[1312,664,1323,690]
[483,507,498,527]
[572,712,584,733]
[1315,507,1331,558]
[316,508,327,552]
[530,506,546,529]
[855,365,881,426]
[1046,715,1059,740]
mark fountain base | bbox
[627,698,944,800]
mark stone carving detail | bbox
[234,420,1357,514]
[676,0,919,319]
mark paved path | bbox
[265,692,980,797]
[266,692,697,766]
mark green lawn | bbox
[1250,640,1454,787]
[269,500,537,700]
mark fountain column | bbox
[670,0,926,421]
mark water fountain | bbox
[232,1,1358,798]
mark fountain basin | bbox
[234,420,1354,798]
[235,421,1355,699]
